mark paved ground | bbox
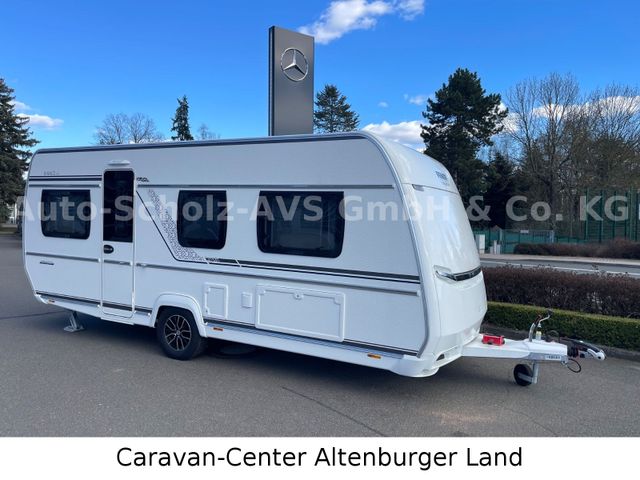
[481,253,640,276]
[1,235,639,436]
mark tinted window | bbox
[177,190,227,249]
[41,190,91,239]
[103,170,134,242]
[256,191,344,258]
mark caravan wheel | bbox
[156,308,207,360]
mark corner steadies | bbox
[63,311,85,333]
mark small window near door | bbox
[256,191,345,258]
[177,190,227,249]
[103,170,134,242]
[41,189,92,239]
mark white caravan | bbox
[23,132,604,385]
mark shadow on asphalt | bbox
[29,309,516,395]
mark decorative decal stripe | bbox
[26,252,100,262]
[102,302,133,311]
[136,262,419,295]
[145,189,207,263]
[36,291,100,306]
[143,184,395,190]
[204,318,418,357]
[233,259,419,282]
[28,183,101,188]
[36,291,152,315]
[29,175,102,181]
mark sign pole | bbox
[268,26,314,136]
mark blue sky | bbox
[2,0,638,150]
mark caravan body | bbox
[23,132,486,377]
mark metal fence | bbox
[472,228,583,254]
[474,190,640,252]
[583,189,640,243]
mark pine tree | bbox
[313,84,359,133]
[170,95,194,141]
[484,151,519,228]
[0,78,38,222]
[421,68,507,202]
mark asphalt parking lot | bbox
[1,234,639,436]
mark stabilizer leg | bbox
[63,311,85,332]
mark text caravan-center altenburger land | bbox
[117,446,524,470]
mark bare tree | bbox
[590,85,640,145]
[506,73,581,230]
[94,113,163,145]
[128,112,163,143]
[506,74,640,235]
[94,113,129,145]
[583,85,640,186]
[196,123,220,140]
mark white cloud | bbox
[404,93,429,106]
[11,99,63,130]
[528,95,640,121]
[299,0,424,44]
[363,120,423,149]
[10,100,31,112]
[531,103,570,119]
[396,0,424,19]
[18,113,64,130]
[502,113,520,134]
[595,95,640,113]
[378,101,389,107]
[497,101,518,134]
[501,95,640,135]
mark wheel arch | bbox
[151,293,207,337]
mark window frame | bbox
[103,170,135,243]
[177,190,228,250]
[40,189,92,240]
[256,190,345,259]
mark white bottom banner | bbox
[0,437,636,478]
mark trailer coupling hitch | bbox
[563,338,606,361]
[464,309,606,386]
[528,309,606,361]
[515,309,606,380]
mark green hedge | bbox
[485,302,640,351]
[483,266,640,318]
[513,239,640,259]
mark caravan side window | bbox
[41,190,92,239]
[177,190,227,249]
[103,170,134,243]
[256,191,345,258]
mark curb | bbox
[482,323,640,362]
[481,254,640,269]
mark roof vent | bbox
[108,159,130,166]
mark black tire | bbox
[513,363,533,387]
[155,307,207,360]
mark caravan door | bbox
[101,169,135,318]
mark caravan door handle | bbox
[103,244,114,254]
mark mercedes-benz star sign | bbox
[280,48,309,82]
